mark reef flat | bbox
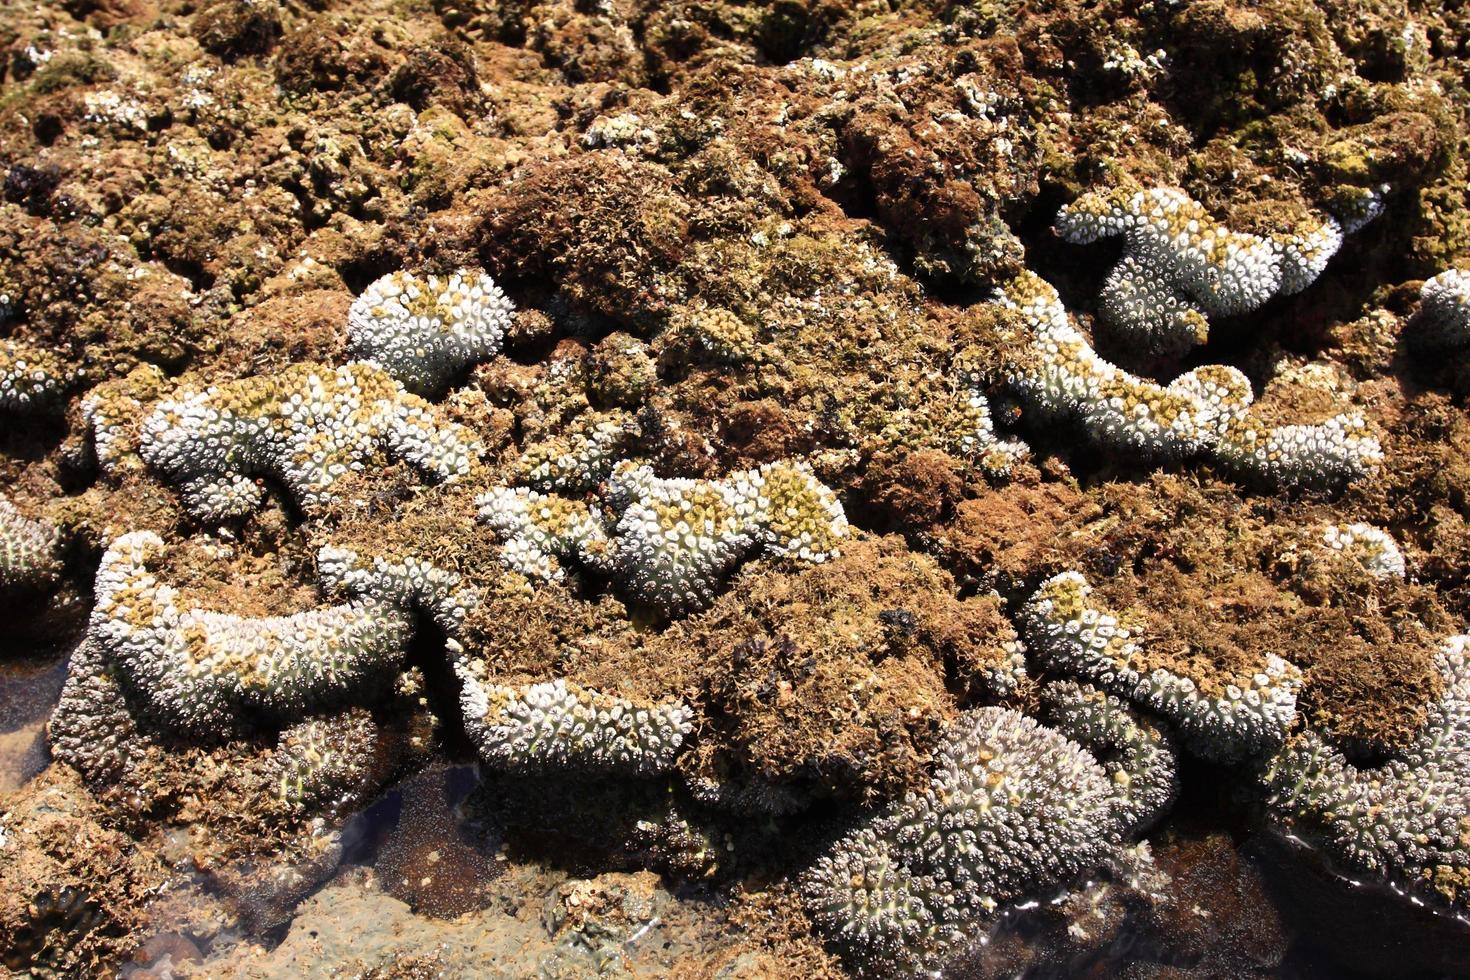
[3,0,1470,976]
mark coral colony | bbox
[17,171,1470,975]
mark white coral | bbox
[140,362,481,521]
[1055,187,1379,357]
[1022,570,1302,760]
[347,270,513,396]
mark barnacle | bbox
[1022,571,1302,761]
[455,667,693,776]
[801,706,1116,975]
[346,269,513,396]
[1261,635,1470,914]
[140,361,481,521]
[1055,187,1380,357]
[0,339,66,413]
[0,494,61,599]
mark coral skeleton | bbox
[993,271,1382,488]
[1055,187,1377,357]
[1042,680,1179,836]
[1408,268,1470,351]
[0,494,61,597]
[479,459,848,614]
[801,706,1115,974]
[1262,635,1470,914]
[1022,571,1302,760]
[456,669,694,775]
[140,361,481,521]
[0,339,66,412]
[86,531,417,738]
[1322,522,1406,579]
[346,269,513,395]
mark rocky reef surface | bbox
[4,0,1470,975]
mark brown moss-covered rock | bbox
[0,767,168,975]
[676,535,1020,802]
[192,0,283,60]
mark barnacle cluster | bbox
[1322,522,1407,579]
[140,361,481,521]
[1055,187,1378,357]
[0,339,66,413]
[800,707,1116,975]
[1261,635,1470,915]
[1022,571,1302,760]
[994,271,1383,489]
[1408,268,1470,352]
[346,269,513,396]
[478,459,848,614]
[455,671,694,775]
[0,494,60,599]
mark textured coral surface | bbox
[4,0,1470,975]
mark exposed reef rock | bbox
[2,0,1470,973]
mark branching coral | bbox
[0,339,66,412]
[1261,635,1470,915]
[455,668,693,775]
[87,531,416,738]
[954,388,1030,477]
[993,271,1382,489]
[1041,680,1179,836]
[478,459,848,614]
[1055,187,1380,357]
[1408,268,1470,352]
[801,707,1115,974]
[140,361,481,521]
[1322,522,1406,579]
[0,495,61,598]
[346,270,513,396]
[1022,571,1302,760]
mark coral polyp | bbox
[0,494,60,599]
[994,271,1383,489]
[1022,571,1302,760]
[479,459,848,614]
[1261,635,1470,915]
[346,269,513,396]
[86,531,415,738]
[1056,186,1378,357]
[140,361,481,520]
[801,707,1117,974]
